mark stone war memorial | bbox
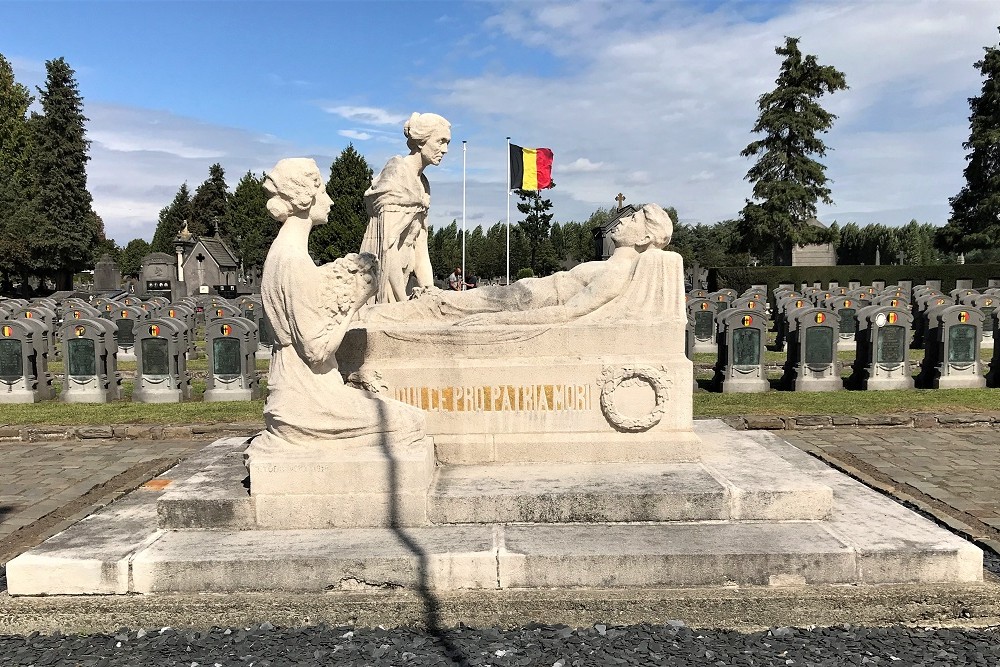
[6,119,984,601]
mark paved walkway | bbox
[1,426,999,586]
[0,439,205,566]
[780,428,1000,552]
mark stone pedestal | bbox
[338,323,698,465]
[247,437,435,529]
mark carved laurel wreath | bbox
[598,364,671,432]
[345,369,387,394]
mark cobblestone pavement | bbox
[1,427,999,590]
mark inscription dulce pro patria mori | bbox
[394,384,593,413]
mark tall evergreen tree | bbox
[937,28,1000,254]
[309,144,373,264]
[29,57,97,289]
[0,54,35,287]
[150,183,191,254]
[738,37,848,264]
[189,163,229,237]
[515,188,555,275]
[224,171,274,275]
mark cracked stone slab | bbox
[131,526,498,593]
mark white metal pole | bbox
[506,136,511,285]
[462,141,467,290]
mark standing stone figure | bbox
[361,112,451,303]
[246,158,424,462]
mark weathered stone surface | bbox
[123,425,162,440]
[744,416,786,430]
[831,415,859,426]
[76,426,113,439]
[791,415,831,428]
[913,413,938,428]
[856,415,913,427]
[161,426,192,439]
[0,426,23,440]
[937,414,993,425]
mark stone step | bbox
[156,452,833,529]
[87,521,982,593]
[157,437,254,530]
[8,426,984,595]
[428,462,831,524]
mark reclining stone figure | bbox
[359,203,679,327]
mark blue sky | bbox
[2,0,998,245]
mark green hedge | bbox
[709,264,1000,296]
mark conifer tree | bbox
[738,37,847,264]
[189,163,229,237]
[0,54,34,286]
[937,28,1000,254]
[309,144,373,263]
[224,171,274,275]
[150,183,191,254]
[30,57,96,289]
[515,188,555,276]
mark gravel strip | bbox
[1,622,999,666]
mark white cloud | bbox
[560,158,605,174]
[339,130,373,141]
[322,105,408,126]
[430,0,995,230]
[85,103,339,245]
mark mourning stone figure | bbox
[360,203,678,326]
[246,158,424,463]
[361,112,451,303]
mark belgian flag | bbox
[510,144,554,190]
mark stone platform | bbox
[6,421,983,595]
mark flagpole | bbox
[462,140,467,290]
[506,136,511,286]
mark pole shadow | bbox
[375,399,470,667]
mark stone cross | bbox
[615,193,626,209]
[896,251,905,265]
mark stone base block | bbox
[131,388,185,403]
[60,389,114,403]
[862,376,916,391]
[203,388,256,402]
[248,437,435,528]
[718,378,770,393]
[933,374,987,389]
[0,390,44,404]
[793,377,843,392]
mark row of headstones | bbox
[685,280,1000,393]
[0,294,268,404]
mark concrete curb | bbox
[722,413,1000,431]
[0,423,262,442]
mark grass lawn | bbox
[2,374,996,426]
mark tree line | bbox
[4,30,999,293]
